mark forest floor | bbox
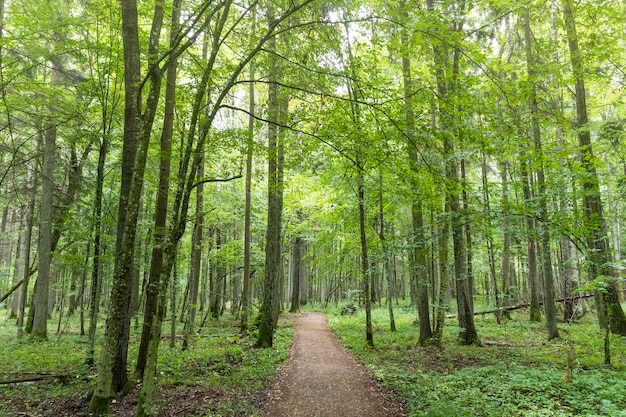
[0,313,293,417]
[261,312,407,417]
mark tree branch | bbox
[191,174,243,189]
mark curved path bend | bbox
[262,312,406,417]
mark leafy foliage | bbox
[328,304,626,417]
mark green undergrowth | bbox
[0,311,294,416]
[327,303,626,417]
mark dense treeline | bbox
[1,0,626,414]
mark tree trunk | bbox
[240,26,255,331]
[210,230,224,320]
[87,134,108,365]
[91,0,167,410]
[562,0,626,336]
[400,38,432,338]
[17,162,36,338]
[289,236,303,313]
[358,166,373,346]
[90,0,142,405]
[482,149,501,323]
[32,124,56,340]
[377,173,396,332]
[256,3,282,348]
[524,7,558,340]
[520,153,542,322]
[500,162,515,309]
[184,161,203,349]
[135,0,179,374]
[427,0,479,346]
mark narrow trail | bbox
[262,312,406,417]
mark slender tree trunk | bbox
[10,209,24,319]
[520,153,542,322]
[524,8,558,340]
[87,135,108,365]
[272,95,287,327]
[135,0,179,375]
[461,158,475,315]
[427,0,479,346]
[398,2,432,340]
[169,256,177,348]
[211,230,224,320]
[342,15,373,346]
[17,165,36,338]
[482,149,501,323]
[256,3,282,348]
[90,0,142,405]
[240,37,255,332]
[358,166,373,346]
[562,0,626,336]
[377,173,396,332]
[500,162,515,309]
[32,124,56,340]
[184,162,203,349]
[289,236,302,313]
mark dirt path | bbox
[262,312,406,417]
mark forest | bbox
[1,0,626,415]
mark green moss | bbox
[88,394,111,416]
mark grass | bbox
[326,301,626,417]
[0,310,294,417]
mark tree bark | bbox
[289,236,303,313]
[256,5,283,347]
[500,162,515,307]
[17,163,36,338]
[91,0,166,410]
[87,133,109,365]
[562,0,626,336]
[399,0,432,342]
[377,173,396,332]
[240,19,255,331]
[520,153,542,322]
[358,165,373,346]
[523,7,558,340]
[135,0,179,375]
[183,161,203,349]
[482,149,501,323]
[32,124,56,340]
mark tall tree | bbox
[523,6,558,340]
[257,2,284,347]
[426,0,479,346]
[562,0,626,336]
[90,0,168,409]
[399,0,432,344]
[240,11,255,332]
[31,124,55,339]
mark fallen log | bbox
[0,373,70,385]
[445,293,595,319]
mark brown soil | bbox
[261,312,407,417]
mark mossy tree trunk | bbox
[256,3,282,348]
